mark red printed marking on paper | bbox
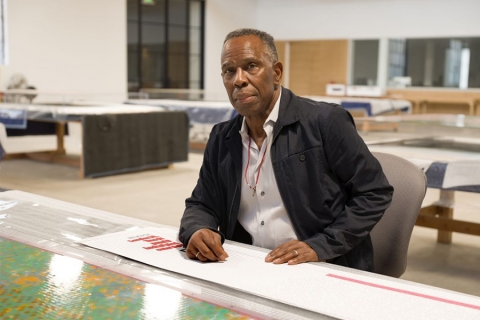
[327,274,480,311]
[128,235,183,252]
[127,235,159,242]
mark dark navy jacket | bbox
[180,87,393,271]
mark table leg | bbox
[417,190,455,244]
[25,122,80,168]
[412,100,420,114]
[436,190,454,243]
[420,100,428,114]
[55,123,66,155]
[468,101,475,116]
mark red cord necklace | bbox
[244,136,268,196]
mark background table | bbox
[0,103,189,178]
[359,114,480,243]
[306,95,412,117]
[126,99,237,149]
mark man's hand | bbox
[186,229,229,262]
[265,240,323,265]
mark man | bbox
[179,28,393,271]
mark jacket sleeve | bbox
[178,125,225,247]
[304,106,394,260]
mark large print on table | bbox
[0,237,252,319]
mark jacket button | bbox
[260,191,265,196]
[300,154,306,161]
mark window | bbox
[351,40,379,86]
[127,0,204,92]
[351,36,480,89]
[389,37,480,89]
[388,39,406,80]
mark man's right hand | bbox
[186,229,229,262]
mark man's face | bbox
[221,35,282,118]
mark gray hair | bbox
[223,28,278,63]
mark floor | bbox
[1,151,479,297]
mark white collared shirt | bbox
[237,91,298,250]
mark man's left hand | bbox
[265,240,323,265]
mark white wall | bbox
[204,0,480,96]
[1,0,127,101]
[3,1,478,99]
[256,0,480,40]
[203,0,258,100]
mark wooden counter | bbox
[387,89,480,115]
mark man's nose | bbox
[233,68,248,87]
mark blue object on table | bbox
[425,162,480,193]
[340,101,373,116]
[0,109,27,129]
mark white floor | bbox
[1,151,479,297]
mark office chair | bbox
[370,151,427,278]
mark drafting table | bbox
[126,99,237,148]
[306,96,412,117]
[1,190,479,319]
[127,96,410,122]
[126,97,409,150]
[0,103,189,178]
[359,114,480,243]
[414,98,480,116]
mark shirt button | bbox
[261,221,264,226]
[300,154,306,161]
[260,191,265,196]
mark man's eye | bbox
[248,63,256,69]
[224,69,233,75]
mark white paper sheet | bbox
[443,160,480,188]
[81,227,480,320]
[0,102,163,115]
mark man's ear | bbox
[273,61,283,86]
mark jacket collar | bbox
[273,87,300,141]
[225,115,243,178]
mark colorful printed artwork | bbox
[0,237,253,319]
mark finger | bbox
[288,248,320,265]
[195,233,228,261]
[266,241,320,265]
[273,249,300,264]
[195,241,220,261]
[265,240,298,262]
[204,232,229,261]
[186,244,200,259]
[266,246,297,264]
[187,229,228,262]
[187,244,215,262]
[185,229,211,260]
[195,251,209,262]
[286,250,309,265]
[186,248,208,262]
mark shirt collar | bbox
[239,90,282,137]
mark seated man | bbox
[179,28,393,271]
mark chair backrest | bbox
[370,151,427,278]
